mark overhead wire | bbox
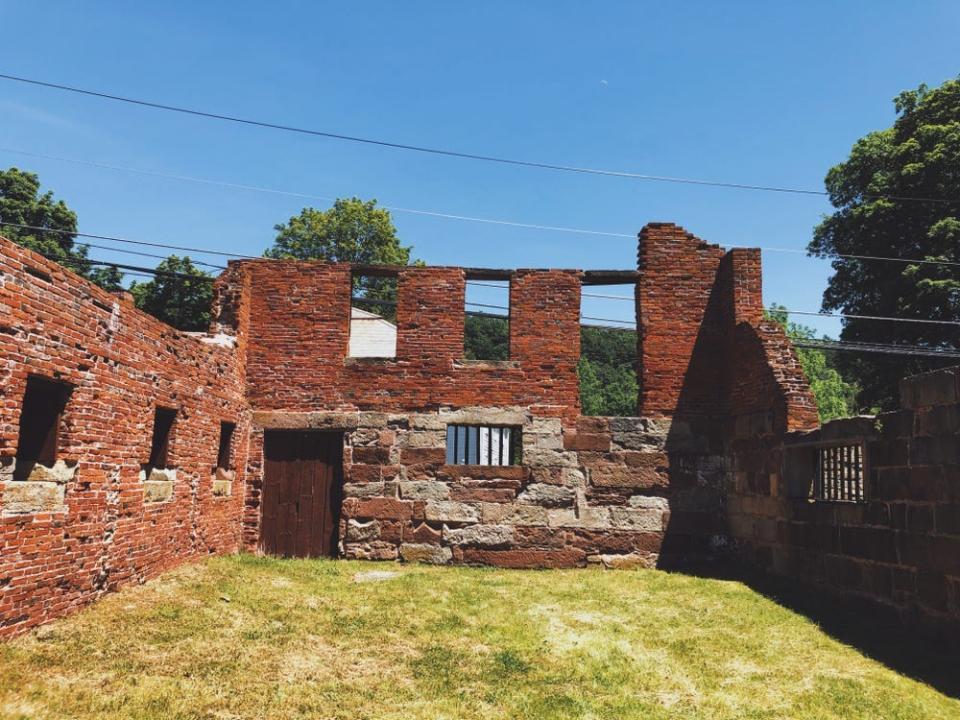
[0,72,952,204]
[2,150,959,268]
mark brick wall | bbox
[219,261,582,415]
[0,236,249,637]
[727,366,960,635]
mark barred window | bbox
[446,425,520,466]
[813,444,865,502]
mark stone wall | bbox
[0,236,249,637]
[245,409,726,568]
[727,366,960,635]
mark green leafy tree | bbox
[464,315,509,361]
[809,77,960,410]
[767,305,859,421]
[130,256,213,331]
[578,327,638,416]
[266,198,420,318]
[0,167,122,290]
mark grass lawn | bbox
[0,554,956,719]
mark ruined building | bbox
[1,223,958,638]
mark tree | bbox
[0,167,123,290]
[578,327,638,416]
[464,315,509,361]
[266,198,419,318]
[130,256,213,332]
[809,77,960,410]
[767,305,859,421]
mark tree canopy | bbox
[809,77,960,410]
[0,167,122,291]
[267,198,419,318]
[130,256,213,332]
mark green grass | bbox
[0,554,956,719]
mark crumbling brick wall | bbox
[0,236,249,637]
[216,261,582,415]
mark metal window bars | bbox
[813,444,865,503]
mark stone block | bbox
[343,481,387,498]
[516,483,575,507]
[522,448,579,469]
[399,481,450,501]
[343,542,398,561]
[547,505,611,529]
[480,502,548,525]
[398,431,447,449]
[608,507,664,533]
[442,524,513,547]
[144,479,173,503]
[2,481,66,515]
[346,519,381,542]
[424,501,480,523]
[400,543,452,564]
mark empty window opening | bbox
[16,375,73,468]
[464,280,509,360]
[814,444,865,502]
[579,284,638,416]
[349,272,397,358]
[216,421,236,471]
[148,407,177,470]
[446,425,520,466]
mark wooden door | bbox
[261,431,343,558]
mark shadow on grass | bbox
[663,561,960,700]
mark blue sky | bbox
[1,2,958,334]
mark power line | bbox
[0,72,951,204]
[0,147,636,240]
[6,222,953,329]
[794,338,960,360]
[2,151,958,268]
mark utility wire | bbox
[0,72,951,204]
[794,339,960,360]
[0,148,635,240]
[5,223,954,329]
[2,153,958,267]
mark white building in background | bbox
[348,307,397,358]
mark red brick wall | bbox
[637,223,728,418]
[0,236,248,637]
[227,261,582,415]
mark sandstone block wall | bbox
[0,236,249,637]
[727,366,960,634]
[245,409,726,567]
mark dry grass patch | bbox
[0,554,956,719]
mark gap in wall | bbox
[579,284,638,416]
[350,273,398,358]
[464,279,509,360]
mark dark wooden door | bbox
[261,431,343,558]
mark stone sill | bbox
[454,359,520,370]
[212,467,235,498]
[140,466,177,503]
[344,356,397,365]
[441,464,527,480]
[1,458,76,516]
